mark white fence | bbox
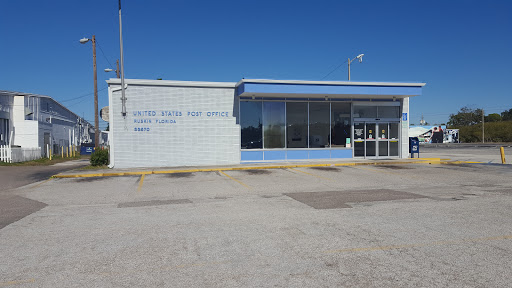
[0,146,41,163]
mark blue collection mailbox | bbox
[409,137,419,158]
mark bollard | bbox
[61,146,63,158]
[500,147,506,164]
[50,149,52,161]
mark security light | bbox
[356,54,364,63]
[79,38,90,44]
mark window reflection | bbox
[331,103,351,147]
[353,106,377,118]
[378,106,400,118]
[240,101,262,149]
[263,102,285,148]
[286,102,308,148]
[309,102,330,148]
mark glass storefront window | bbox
[366,141,376,157]
[366,123,376,140]
[354,122,364,140]
[240,101,262,149]
[331,103,351,147]
[263,102,285,148]
[379,141,389,156]
[309,102,330,148]
[379,123,388,139]
[390,141,399,156]
[354,106,377,118]
[378,106,400,118]
[286,102,308,148]
[389,123,399,139]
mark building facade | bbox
[0,91,94,156]
[107,79,425,168]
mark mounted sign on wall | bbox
[100,107,109,122]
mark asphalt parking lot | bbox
[1,147,511,287]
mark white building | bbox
[0,90,94,157]
[107,78,425,169]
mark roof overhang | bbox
[236,79,425,99]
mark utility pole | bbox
[482,109,485,143]
[92,35,99,149]
[116,60,120,79]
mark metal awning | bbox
[236,79,425,99]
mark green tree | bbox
[485,113,502,122]
[447,107,483,127]
[502,108,512,121]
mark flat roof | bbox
[236,79,426,87]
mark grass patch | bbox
[0,155,89,166]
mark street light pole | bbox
[80,35,100,149]
[348,58,351,81]
[347,54,364,81]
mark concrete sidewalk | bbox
[52,158,456,178]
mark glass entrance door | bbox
[353,122,400,158]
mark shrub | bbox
[453,121,512,143]
[90,148,109,166]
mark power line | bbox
[321,59,348,80]
[96,41,115,70]
[59,86,107,103]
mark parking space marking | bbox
[30,178,52,189]
[219,171,251,189]
[288,168,333,181]
[0,278,36,287]
[137,174,145,192]
[324,234,512,254]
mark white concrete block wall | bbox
[401,97,409,158]
[109,83,240,168]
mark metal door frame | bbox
[353,119,400,159]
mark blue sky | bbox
[1,0,511,128]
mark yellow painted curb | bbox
[51,158,446,179]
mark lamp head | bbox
[79,38,90,44]
[104,68,113,72]
[356,54,364,63]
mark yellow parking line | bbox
[219,171,251,189]
[324,235,512,254]
[30,178,52,189]
[0,278,36,287]
[52,158,444,179]
[288,167,333,181]
[137,174,145,192]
